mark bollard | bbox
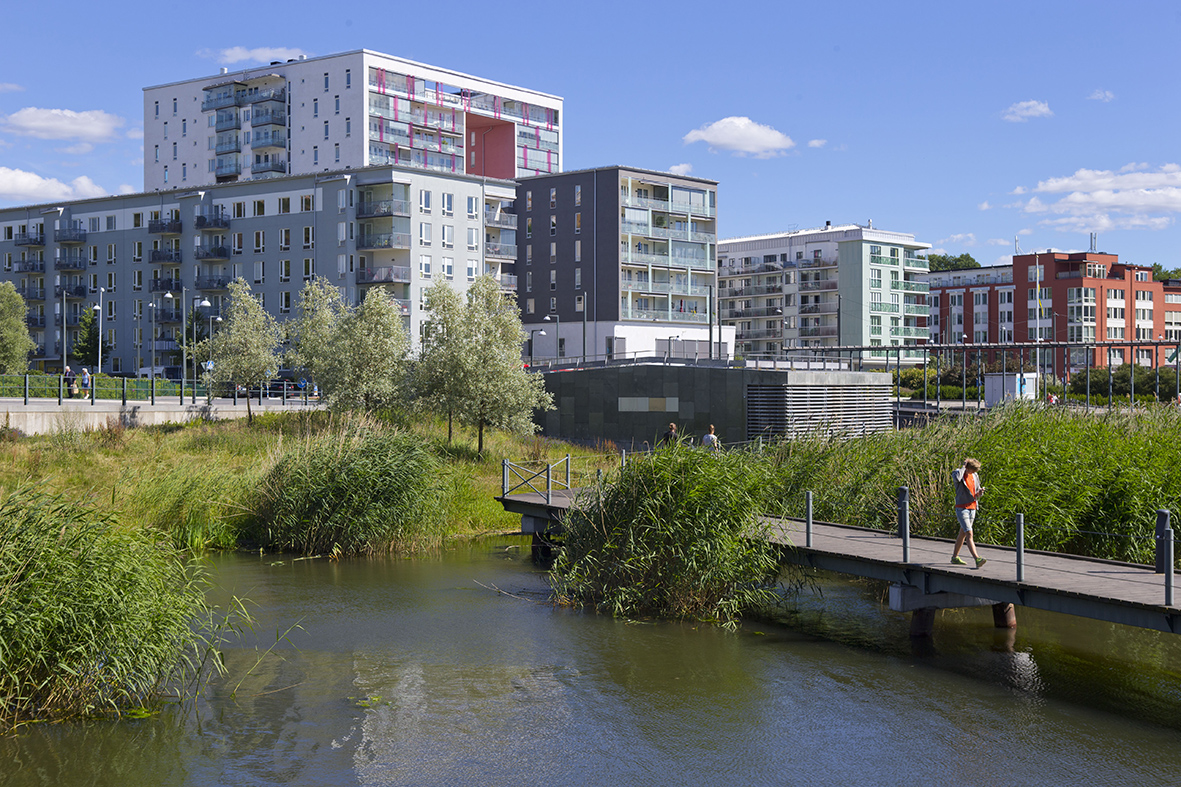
[805,490,813,549]
[502,459,509,496]
[1016,513,1025,582]
[898,486,910,563]
[121,377,127,406]
[1167,527,1175,607]
[1156,510,1171,573]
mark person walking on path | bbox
[951,457,987,568]
[80,368,91,396]
[701,424,720,452]
[659,422,677,447]
[64,366,77,398]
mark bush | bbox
[0,487,209,731]
[249,417,443,554]
[550,444,783,627]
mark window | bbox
[334,143,340,162]
[88,217,100,233]
[441,256,454,279]
[550,270,557,290]
[278,197,291,214]
[279,259,291,282]
[419,189,432,213]
[1028,264,1045,281]
[575,294,584,312]
[419,222,432,246]
[324,121,329,140]
[526,245,532,264]
[467,227,479,251]
[154,145,159,162]
[324,73,329,91]
[439,224,453,249]
[526,218,532,238]
[550,297,557,314]
[419,254,432,278]
[526,298,535,314]
[575,213,581,234]
[106,271,116,291]
[280,291,291,313]
[550,215,557,236]
[172,98,177,115]
[254,231,265,253]
[303,258,314,280]
[303,226,314,249]
[549,188,556,208]
[574,240,581,262]
[301,195,314,212]
[133,241,143,262]
[550,242,557,262]
[467,196,478,218]
[974,292,988,306]
[182,163,187,181]
[870,269,882,289]
[154,101,159,118]
[1136,271,1150,282]
[233,202,246,219]
[182,119,186,136]
[574,185,581,206]
[334,95,340,115]
[467,259,478,281]
[441,193,453,216]
[313,146,319,164]
[526,272,532,292]
[254,261,265,283]
[574,268,581,289]
[106,243,116,262]
[345,117,351,136]
[163,122,168,139]
[172,142,177,160]
[279,228,290,251]
[525,191,532,211]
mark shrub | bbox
[0,486,209,731]
[249,418,442,554]
[550,445,783,627]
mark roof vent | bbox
[825,220,831,228]
[220,67,228,75]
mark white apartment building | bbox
[143,49,562,192]
[718,222,931,362]
[0,164,518,375]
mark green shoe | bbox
[975,557,988,569]
[951,556,967,565]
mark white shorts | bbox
[956,507,976,533]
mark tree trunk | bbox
[478,419,485,455]
[246,392,253,423]
[448,408,453,443]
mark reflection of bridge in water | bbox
[498,458,1181,638]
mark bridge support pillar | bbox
[910,608,937,638]
[531,532,554,563]
[992,602,1017,629]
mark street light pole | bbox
[528,328,547,368]
[92,287,103,405]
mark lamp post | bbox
[92,288,103,406]
[148,301,157,404]
[199,298,212,401]
[165,286,188,404]
[544,313,560,360]
[528,329,546,368]
[207,312,222,400]
[961,333,968,411]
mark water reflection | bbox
[3,542,1181,787]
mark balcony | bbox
[249,87,286,104]
[721,283,783,298]
[252,132,286,150]
[15,260,45,273]
[891,326,927,338]
[215,139,241,155]
[485,242,517,259]
[215,160,241,177]
[54,284,88,298]
[799,302,839,314]
[798,256,838,269]
[148,218,183,235]
[621,279,713,296]
[54,227,87,244]
[195,276,232,290]
[252,158,287,175]
[54,256,88,271]
[150,339,180,352]
[798,280,838,291]
[358,199,411,218]
[799,326,839,337]
[620,305,709,323]
[31,344,48,358]
[26,314,45,328]
[904,256,929,270]
[356,265,411,284]
[870,302,900,313]
[194,212,230,230]
[621,193,716,218]
[17,286,45,300]
[737,328,783,340]
[871,254,899,267]
[155,308,183,324]
[499,274,518,289]
[194,245,230,261]
[725,306,783,319]
[250,108,286,127]
[14,232,45,247]
[150,249,183,264]
[393,298,411,316]
[891,280,929,292]
[904,304,928,316]
[202,92,243,111]
[215,115,241,132]
[150,278,184,293]
[358,232,411,250]
[484,210,518,229]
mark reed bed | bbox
[0,487,209,732]
[551,443,783,626]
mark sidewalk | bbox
[0,395,321,435]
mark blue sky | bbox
[2,0,1179,269]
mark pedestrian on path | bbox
[659,423,677,447]
[701,424,720,452]
[80,368,91,396]
[64,366,77,398]
[951,457,987,568]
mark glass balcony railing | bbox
[195,276,232,290]
[194,212,230,230]
[215,116,241,133]
[620,305,709,323]
[54,228,87,244]
[485,242,517,259]
[215,139,241,154]
[150,249,183,264]
[252,158,287,175]
[149,278,184,293]
[194,245,230,261]
[14,232,45,247]
[356,265,411,284]
[53,256,88,271]
[357,199,411,218]
[15,260,45,273]
[870,302,900,313]
[357,233,411,250]
[149,219,183,234]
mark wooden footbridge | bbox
[498,457,1181,637]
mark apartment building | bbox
[717,223,931,361]
[513,166,733,362]
[0,164,518,374]
[143,49,562,191]
[926,251,1181,376]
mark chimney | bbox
[825,220,831,229]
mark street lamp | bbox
[164,286,188,404]
[92,287,103,405]
[528,328,547,368]
[544,313,560,360]
[207,311,222,399]
[199,298,212,401]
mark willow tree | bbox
[209,278,281,422]
[317,288,411,412]
[451,276,553,454]
[286,278,344,387]
[415,281,467,442]
[0,282,34,374]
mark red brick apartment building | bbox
[926,252,1181,377]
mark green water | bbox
[3,537,1181,786]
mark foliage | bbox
[0,486,211,731]
[414,281,468,442]
[317,288,411,412]
[1069,363,1179,402]
[0,282,34,374]
[1152,262,1181,282]
[767,404,1181,563]
[71,308,111,370]
[209,279,281,421]
[551,445,783,627]
[286,278,344,383]
[443,276,553,454]
[248,416,442,554]
[124,460,255,551]
[926,252,980,272]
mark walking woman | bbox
[951,457,987,568]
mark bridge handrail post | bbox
[565,454,571,489]
[898,486,910,562]
[1016,513,1025,582]
[58,374,63,406]
[502,459,509,497]
[1157,509,1171,573]
[546,464,552,506]
[1166,525,1175,607]
[23,374,29,405]
[805,490,813,548]
[621,449,626,469]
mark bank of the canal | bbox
[3,538,1181,787]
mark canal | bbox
[3,536,1181,786]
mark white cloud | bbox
[1017,228,1033,236]
[978,201,991,210]
[1002,100,1053,122]
[116,184,137,195]
[57,143,94,155]
[683,116,795,158]
[0,83,23,93]
[1088,89,1115,102]
[126,128,144,140]
[668,163,693,176]
[926,247,947,256]
[937,233,977,246]
[1011,186,1027,195]
[1003,164,1181,233]
[198,47,310,65]
[807,139,827,148]
[2,107,125,141]
[0,168,108,203]
[986,238,1010,246]
[1022,196,1049,213]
